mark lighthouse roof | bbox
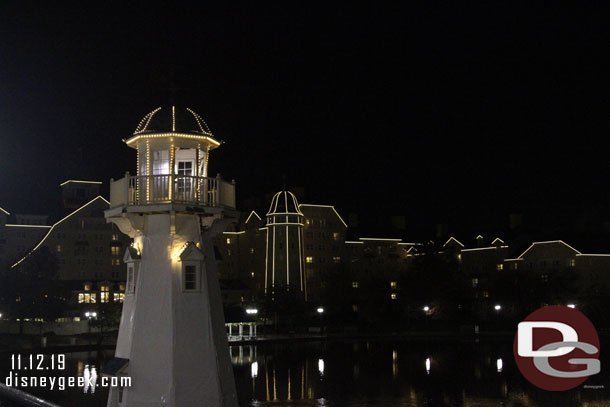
[267,191,303,216]
[125,106,221,148]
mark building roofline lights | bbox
[5,224,52,228]
[461,246,509,252]
[491,237,505,245]
[59,180,103,187]
[443,237,464,248]
[299,204,348,228]
[504,258,524,261]
[11,196,111,268]
[576,253,610,257]
[345,241,364,244]
[223,231,246,235]
[0,207,10,215]
[517,240,581,259]
[359,238,402,242]
[245,211,261,223]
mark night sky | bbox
[0,3,607,238]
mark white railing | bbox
[110,173,236,209]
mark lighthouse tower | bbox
[104,106,238,407]
[265,191,306,301]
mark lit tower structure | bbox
[265,191,306,301]
[104,106,238,407]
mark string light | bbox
[442,237,464,248]
[245,211,261,223]
[126,133,220,148]
[59,180,102,187]
[299,204,347,228]
[359,238,402,242]
[5,224,51,228]
[461,246,509,252]
[11,196,110,268]
[516,240,581,259]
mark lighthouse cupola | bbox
[108,106,235,210]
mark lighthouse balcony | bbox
[108,173,236,209]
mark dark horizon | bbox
[1,3,608,239]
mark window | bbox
[391,293,397,300]
[119,284,125,291]
[126,264,137,294]
[111,246,121,256]
[333,232,340,241]
[100,292,109,303]
[390,281,398,288]
[79,293,96,303]
[496,264,503,271]
[56,245,62,253]
[306,256,313,263]
[83,284,91,291]
[483,291,489,298]
[569,259,576,267]
[111,234,119,241]
[112,259,121,266]
[226,238,231,245]
[352,281,359,289]
[472,278,479,288]
[113,293,125,303]
[249,248,254,254]
[152,150,169,175]
[183,263,200,291]
[512,263,519,270]
[541,274,548,283]
[333,256,341,263]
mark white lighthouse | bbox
[104,106,238,407]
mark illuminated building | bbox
[104,106,238,407]
[215,195,421,303]
[264,191,306,300]
[5,181,130,308]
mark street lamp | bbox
[246,308,258,315]
[423,306,430,329]
[85,312,97,343]
[316,307,324,335]
[494,305,501,327]
[567,304,576,309]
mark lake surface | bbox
[2,338,610,406]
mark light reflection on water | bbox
[232,339,610,407]
[2,339,609,406]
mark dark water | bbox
[3,338,610,406]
